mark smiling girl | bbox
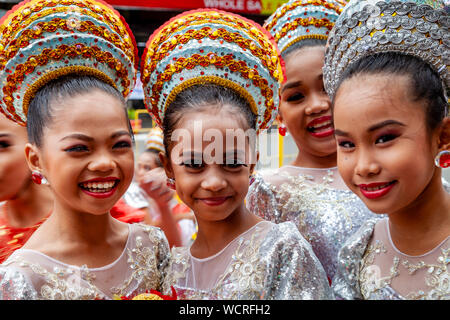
[246,0,376,283]
[140,9,332,299]
[0,113,53,263]
[323,0,449,299]
[0,0,169,300]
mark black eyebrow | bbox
[0,133,11,138]
[334,120,406,137]
[368,120,405,132]
[333,129,349,137]
[281,80,302,93]
[59,130,131,142]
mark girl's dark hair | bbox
[281,38,327,60]
[144,148,163,168]
[334,52,447,131]
[162,83,256,154]
[27,75,132,147]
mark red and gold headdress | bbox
[140,9,286,133]
[0,0,138,126]
[264,0,348,54]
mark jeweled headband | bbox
[0,0,138,126]
[323,0,449,102]
[264,0,348,54]
[140,9,286,133]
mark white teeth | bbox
[366,183,391,191]
[312,120,331,129]
[81,181,116,191]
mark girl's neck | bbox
[291,150,337,169]
[5,179,53,228]
[387,172,450,256]
[45,202,121,245]
[191,204,263,259]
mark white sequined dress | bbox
[333,218,449,300]
[246,166,378,282]
[0,223,170,300]
[162,220,333,300]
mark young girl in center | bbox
[140,9,333,300]
[246,0,377,283]
[0,0,169,300]
[323,0,449,299]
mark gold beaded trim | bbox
[3,43,130,124]
[273,17,334,43]
[142,26,283,86]
[23,66,116,117]
[282,34,329,53]
[0,1,133,53]
[165,75,257,116]
[147,54,275,130]
[264,0,343,32]
[0,17,135,72]
[147,11,274,57]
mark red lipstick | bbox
[358,181,397,199]
[306,115,334,138]
[198,196,231,206]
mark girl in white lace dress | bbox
[0,0,170,300]
[139,9,333,300]
[246,0,377,284]
[323,0,450,300]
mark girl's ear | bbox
[437,117,450,151]
[24,143,43,172]
[159,151,174,179]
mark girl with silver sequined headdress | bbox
[0,0,171,300]
[140,9,333,300]
[324,0,450,300]
[246,0,378,284]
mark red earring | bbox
[166,178,176,190]
[31,171,48,185]
[435,150,450,168]
[278,124,286,137]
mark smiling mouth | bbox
[79,180,119,193]
[306,117,334,137]
[198,196,232,206]
[358,180,397,199]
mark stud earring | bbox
[166,177,176,190]
[434,150,450,168]
[31,171,48,185]
[249,174,256,186]
[278,124,286,137]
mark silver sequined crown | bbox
[323,0,449,102]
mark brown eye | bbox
[286,92,305,102]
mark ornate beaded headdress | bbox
[146,126,164,153]
[264,0,348,54]
[0,0,138,126]
[323,0,449,103]
[140,9,286,133]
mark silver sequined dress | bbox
[246,166,378,282]
[0,223,170,300]
[162,220,333,300]
[333,218,449,300]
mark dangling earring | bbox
[31,170,48,185]
[166,177,176,190]
[434,150,450,168]
[249,174,256,186]
[278,124,286,137]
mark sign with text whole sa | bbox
[104,0,289,15]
